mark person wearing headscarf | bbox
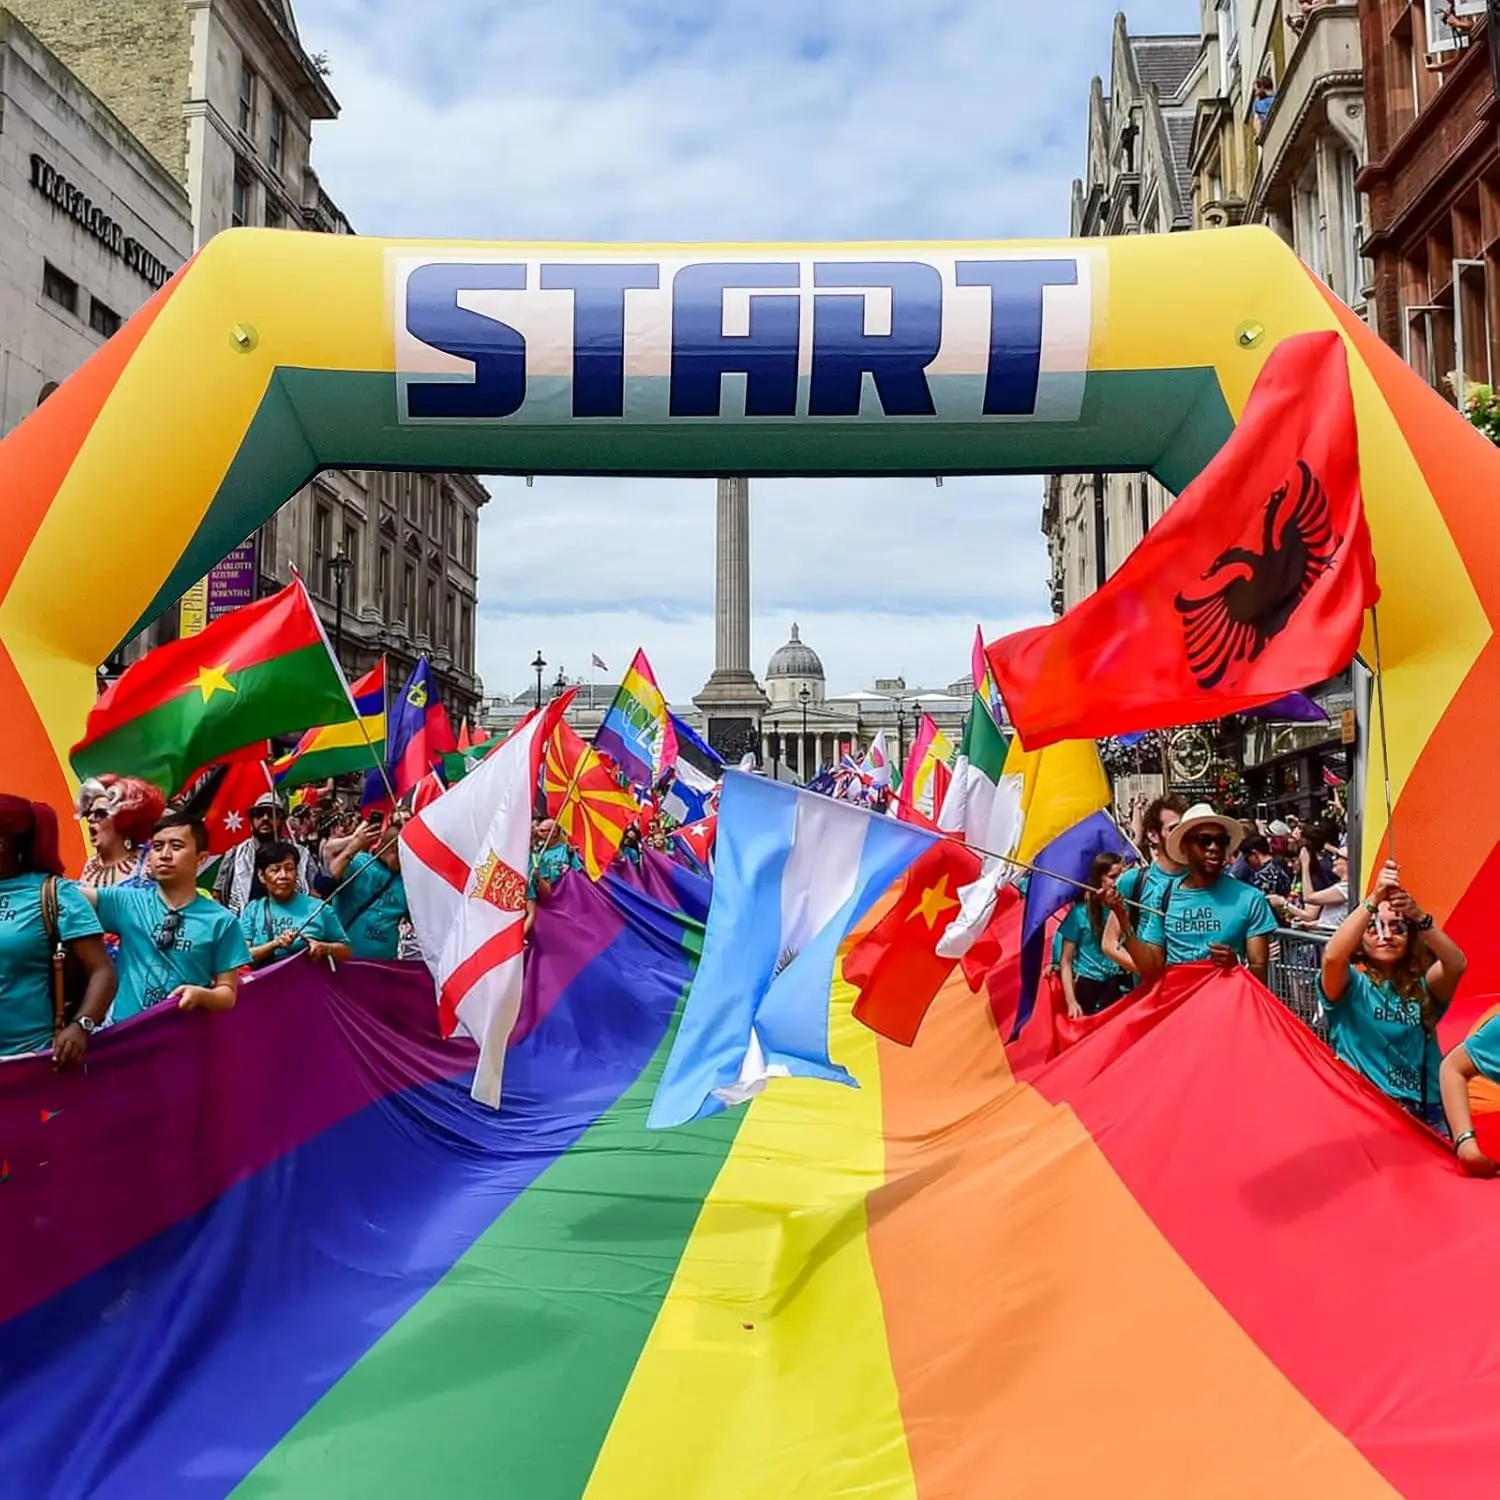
[77,775,164,889]
[0,795,115,1062]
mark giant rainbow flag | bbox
[4,850,1500,1495]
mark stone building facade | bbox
[0,11,190,436]
[1358,0,1497,404]
[1042,18,1204,616]
[12,0,487,720]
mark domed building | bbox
[765,623,825,707]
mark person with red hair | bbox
[77,775,164,889]
[0,795,115,1062]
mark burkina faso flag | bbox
[72,579,355,793]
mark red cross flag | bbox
[400,688,576,1107]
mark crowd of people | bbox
[1048,792,1497,1173]
[6,766,1500,1176]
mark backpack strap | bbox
[40,877,65,1032]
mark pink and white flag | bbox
[400,689,574,1107]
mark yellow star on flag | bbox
[192,663,238,703]
[908,873,960,930]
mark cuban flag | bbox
[647,771,936,1129]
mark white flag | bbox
[400,693,571,1107]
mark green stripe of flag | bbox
[74,642,354,793]
[276,735,387,789]
[236,992,741,1498]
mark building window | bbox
[445,494,458,555]
[423,579,436,639]
[36,381,59,407]
[268,98,286,172]
[459,603,473,671]
[231,161,252,228]
[239,58,258,136]
[443,592,456,649]
[462,514,474,569]
[265,199,284,230]
[404,479,418,522]
[89,298,121,338]
[312,502,332,595]
[378,545,392,621]
[340,524,360,599]
[422,475,437,533]
[42,262,78,315]
[402,563,416,630]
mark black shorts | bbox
[1074,974,1128,1016]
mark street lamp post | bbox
[798,684,812,780]
[896,700,908,771]
[552,667,567,700]
[328,548,354,671]
[532,651,546,710]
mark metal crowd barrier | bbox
[1265,927,1330,1040]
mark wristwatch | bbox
[1416,913,1435,932]
[76,1016,98,1034]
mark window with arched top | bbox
[37,381,58,407]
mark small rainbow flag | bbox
[594,647,678,788]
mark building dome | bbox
[766,623,824,682]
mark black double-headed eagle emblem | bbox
[1173,460,1342,690]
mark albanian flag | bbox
[847,837,983,1047]
[987,331,1379,748]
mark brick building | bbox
[1358,0,1496,401]
[11,0,487,721]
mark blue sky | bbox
[294,0,1201,702]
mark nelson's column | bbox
[694,477,769,762]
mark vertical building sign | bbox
[177,539,259,638]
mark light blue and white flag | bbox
[647,771,937,1129]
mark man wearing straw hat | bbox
[1107,803,1278,985]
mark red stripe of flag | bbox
[438,924,524,1036]
[400,813,470,894]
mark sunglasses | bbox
[154,908,184,953]
[84,809,111,823]
[1188,832,1232,849]
[1367,919,1410,938]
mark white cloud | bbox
[291,0,1201,698]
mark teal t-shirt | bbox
[240,893,349,968]
[1136,873,1276,964]
[0,873,102,1055]
[1049,924,1064,969]
[1464,1015,1500,1083]
[95,885,250,1022]
[1058,903,1124,983]
[527,843,577,900]
[333,853,408,961]
[1321,965,1446,1107]
[1117,861,1182,924]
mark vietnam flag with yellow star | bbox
[71,579,355,793]
[847,836,984,1047]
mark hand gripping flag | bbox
[544,720,639,880]
[647,772,936,1129]
[399,689,575,1107]
[986,331,1379,748]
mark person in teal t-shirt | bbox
[1112,805,1275,984]
[87,811,250,1022]
[0,794,114,1062]
[329,815,410,962]
[1102,795,1186,982]
[1444,1012,1500,1176]
[1322,859,1467,1141]
[240,841,352,969]
[1059,853,1129,1018]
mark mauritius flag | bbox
[273,661,387,789]
[595,648,677,788]
[72,579,354,793]
[365,655,455,807]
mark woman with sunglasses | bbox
[76,776,163,890]
[81,810,251,1021]
[1321,859,1466,1134]
[0,794,115,1063]
[1109,803,1277,984]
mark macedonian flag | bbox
[544,720,639,881]
[72,579,355,793]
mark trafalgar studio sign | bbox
[29,154,174,291]
[178,541,258,639]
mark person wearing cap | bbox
[1102,794,1186,979]
[212,791,317,915]
[1323,860,1466,1138]
[1106,803,1277,983]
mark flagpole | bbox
[1369,604,1397,865]
[297,574,400,810]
